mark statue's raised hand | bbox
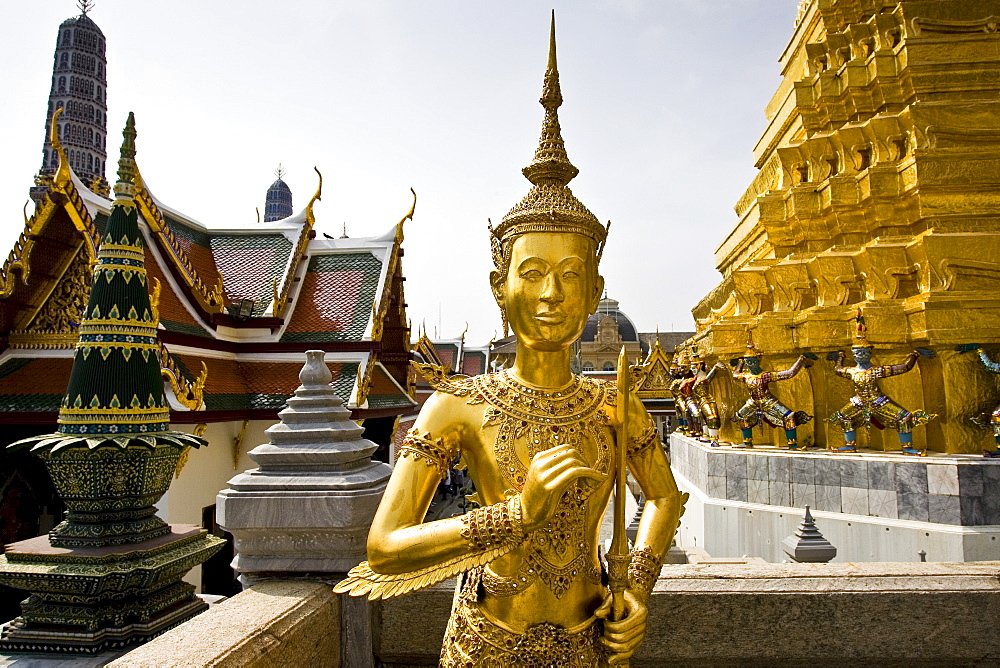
[520,444,605,532]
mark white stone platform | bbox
[670,433,1000,563]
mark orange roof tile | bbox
[282,253,382,342]
[144,250,212,338]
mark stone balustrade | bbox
[113,560,1000,667]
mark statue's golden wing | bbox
[410,361,472,396]
[334,543,513,600]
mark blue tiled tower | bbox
[33,0,109,200]
[264,165,294,222]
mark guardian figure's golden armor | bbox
[722,330,813,449]
[827,312,936,455]
[686,351,721,443]
[668,363,691,434]
[336,17,685,666]
[973,347,1000,457]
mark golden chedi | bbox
[689,0,1000,453]
[337,15,686,665]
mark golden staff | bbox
[607,346,631,650]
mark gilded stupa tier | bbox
[688,0,1000,453]
[494,13,606,251]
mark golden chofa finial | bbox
[49,107,71,187]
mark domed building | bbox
[263,167,293,222]
[579,296,645,372]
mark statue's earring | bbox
[500,305,509,337]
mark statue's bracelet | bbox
[627,546,663,598]
[460,496,525,552]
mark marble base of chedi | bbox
[217,350,392,576]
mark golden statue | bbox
[956,343,1000,457]
[684,349,721,444]
[668,361,691,435]
[721,329,814,449]
[828,311,936,455]
[336,15,686,666]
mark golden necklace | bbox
[469,369,610,489]
[468,370,612,598]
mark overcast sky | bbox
[1,1,796,345]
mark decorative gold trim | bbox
[174,423,208,479]
[911,15,999,36]
[8,332,81,349]
[133,168,224,314]
[0,112,104,301]
[150,278,161,327]
[159,345,207,411]
[395,188,417,245]
[272,168,322,318]
[232,419,249,469]
[49,107,72,189]
[57,179,101,261]
[356,357,376,407]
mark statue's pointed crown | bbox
[853,308,870,347]
[490,12,608,265]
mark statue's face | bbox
[745,356,762,373]
[492,232,602,352]
[852,346,872,365]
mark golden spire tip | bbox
[548,10,557,71]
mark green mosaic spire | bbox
[9,114,207,549]
[13,114,204,452]
[55,112,169,436]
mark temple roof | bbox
[0,115,414,423]
[0,351,414,419]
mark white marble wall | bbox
[671,433,1000,563]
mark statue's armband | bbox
[627,420,659,459]
[397,428,457,480]
[627,546,663,600]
